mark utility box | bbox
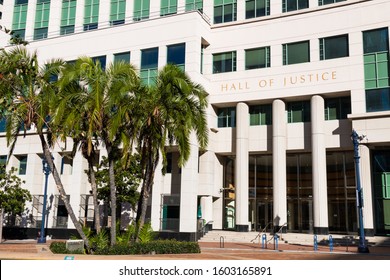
[66,240,84,252]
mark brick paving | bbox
[1,239,390,260]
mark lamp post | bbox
[351,129,369,253]
[37,157,51,244]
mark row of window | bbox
[216,0,345,23]
[12,0,347,40]
[12,0,204,40]
[213,34,349,73]
[0,154,73,176]
[217,97,351,128]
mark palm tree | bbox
[0,47,91,250]
[54,57,140,246]
[133,64,209,239]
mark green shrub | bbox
[51,239,201,255]
[94,239,200,255]
[49,241,68,254]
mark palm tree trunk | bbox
[135,145,158,241]
[86,156,101,233]
[107,145,117,246]
[38,133,91,252]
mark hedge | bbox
[50,239,200,255]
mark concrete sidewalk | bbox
[1,240,390,260]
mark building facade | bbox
[1,0,390,240]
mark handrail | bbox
[250,222,273,243]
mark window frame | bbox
[283,40,310,65]
[320,34,349,60]
[213,51,237,74]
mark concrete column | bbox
[99,0,110,26]
[125,0,134,22]
[311,95,329,234]
[272,99,287,231]
[270,0,282,16]
[235,102,249,231]
[75,0,85,33]
[25,0,37,41]
[179,133,199,237]
[200,196,213,228]
[360,144,375,236]
[237,0,246,21]
[48,0,62,38]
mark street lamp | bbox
[37,156,51,243]
[351,129,369,253]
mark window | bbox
[283,41,310,65]
[366,88,390,113]
[33,27,48,40]
[245,47,270,70]
[18,155,28,175]
[12,0,28,40]
[60,25,75,35]
[363,28,390,112]
[320,35,349,60]
[141,47,158,85]
[287,101,310,123]
[0,118,6,133]
[161,0,177,16]
[185,0,203,12]
[34,0,50,39]
[54,195,69,228]
[114,52,130,63]
[363,28,389,89]
[92,55,106,70]
[110,0,126,25]
[167,43,185,71]
[217,107,236,128]
[214,0,237,24]
[213,51,236,73]
[282,0,308,13]
[166,152,172,173]
[0,156,7,167]
[61,0,77,34]
[319,0,346,5]
[324,97,351,120]
[246,0,270,19]
[249,104,272,125]
[134,0,150,20]
[84,0,99,30]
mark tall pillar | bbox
[360,144,375,236]
[235,102,249,231]
[272,99,287,232]
[179,133,199,237]
[311,95,329,234]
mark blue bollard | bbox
[314,235,318,251]
[274,234,279,251]
[262,234,267,249]
[329,235,334,252]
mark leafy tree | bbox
[0,47,91,250]
[95,154,141,212]
[133,64,209,239]
[0,165,31,243]
[55,57,141,245]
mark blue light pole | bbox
[351,130,369,253]
[37,157,51,244]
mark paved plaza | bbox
[0,240,390,260]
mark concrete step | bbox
[0,243,38,253]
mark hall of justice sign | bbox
[219,70,337,93]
